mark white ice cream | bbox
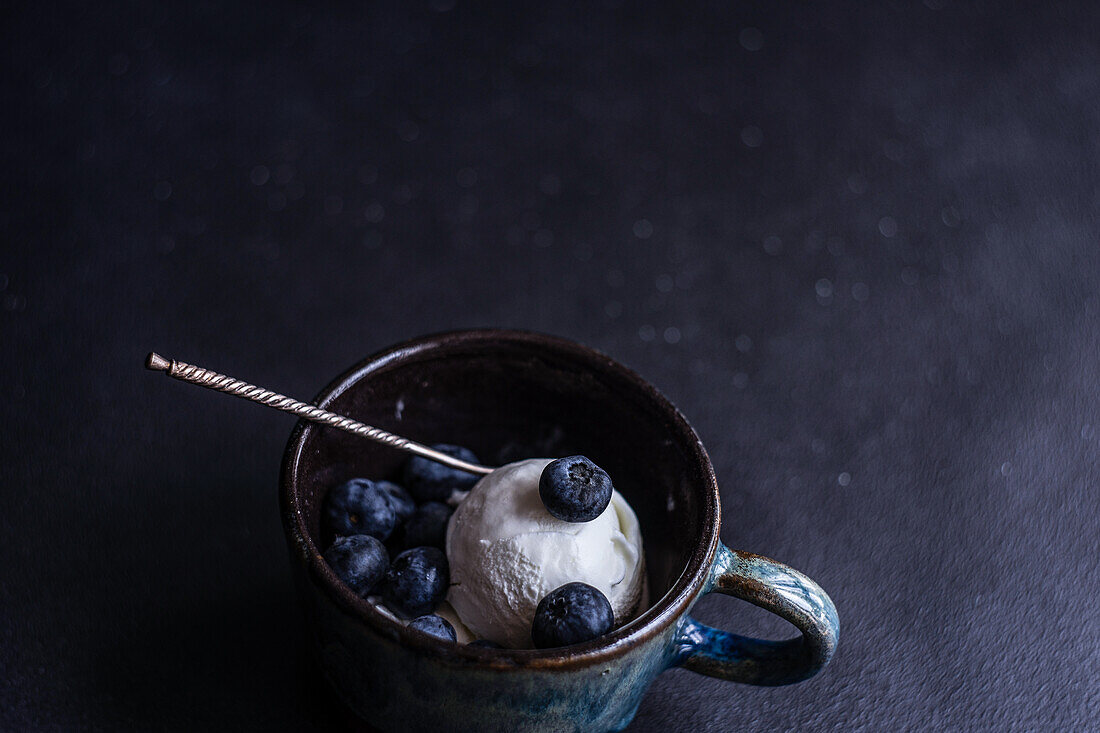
[445,458,647,648]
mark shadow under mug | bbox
[280,330,839,732]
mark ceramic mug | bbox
[280,330,839,732]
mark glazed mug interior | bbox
[280,330,837,730]
[283,329,718,660]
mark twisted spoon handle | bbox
[145,352,494,475]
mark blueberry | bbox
[323,535,389,598]
[382,546,449,618]
[407,614,457,642]
[538,456,613,523]
[324,478,397,540]
[402,444,481,502]
[399,502,453,550]
[377,480,416,524]
[531,582,614,649]
[467,639,502,649]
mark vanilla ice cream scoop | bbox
[445,458,647,648]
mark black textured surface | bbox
[2,1,1099,730]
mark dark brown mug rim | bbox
[279,329,720,670]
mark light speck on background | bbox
[878,216,898,238]
[638,151,662,172]
[456,167,477,188]
[883,139,904,162]
[358,165,378,184]
[539,174,561,196]
[134,27,154,50]
[108,53,129,76]
[520,210,540,232]
[364,202,385,223]
[458,194,479,220]
[985,222,1004,244]
[740,125,763,148]
[398,121,419,142]
[274,164,295,184]
[739,27,764,51]
[633,219,653,239]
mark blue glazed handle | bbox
[672,542,839,686]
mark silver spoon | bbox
[144,352,495,476]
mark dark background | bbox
[3,0,1098,730]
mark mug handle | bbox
[671,542,840,686]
